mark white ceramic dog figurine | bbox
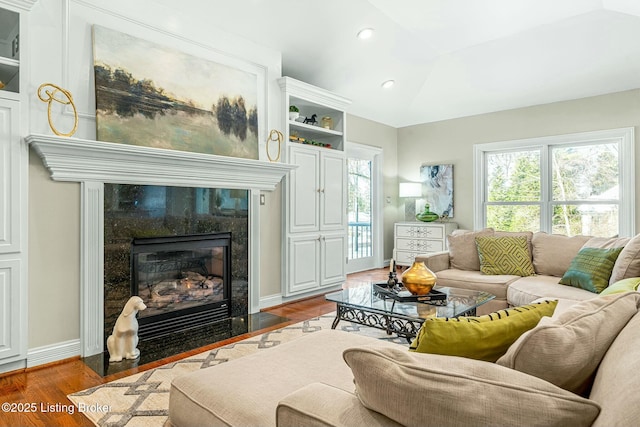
[107,296,147,363]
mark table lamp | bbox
[399,182,422,220]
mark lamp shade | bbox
[399,182,422,198]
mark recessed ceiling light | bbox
[381,80,395,89]
[357,28,375,40]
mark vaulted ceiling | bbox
[151,0,640,128]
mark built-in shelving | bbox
[278,77,349,152]
[0,7,19,94]
[289,120,344,137]
[278,77,351,300]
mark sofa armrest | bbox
[276,383,402,427]
[414,251,450,272]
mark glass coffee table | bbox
[325,284,495,341]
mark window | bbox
[474,128,635,237]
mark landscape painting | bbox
[420,164,454,217]
[92,25,259,159]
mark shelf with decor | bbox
[0,7,19,95]
[279,78,348,153]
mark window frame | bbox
[473,127,635,237]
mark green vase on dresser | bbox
[416,204,439,222]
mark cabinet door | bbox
[321,233,346,286]
[287,235,321,295]
[0,99,20,253]
[320,151,346,231]
[0,259,21,360]
[289,147,320,233]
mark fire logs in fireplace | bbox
[130,232,232,340]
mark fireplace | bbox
[104,183,249,351]
[27,134,295,360]
[131,232,232,340]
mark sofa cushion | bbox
[167,330,400,427]
[610,233,640,284]
[583,236,630,250]
[600,277,640,296]
[435,269,517,299]
[447,228,494,271]
[409,300,557,362]
[590,310,640,426]
[476,235,535,276]
[277,383,402,427]
[497,292,640,395]
[559,247,623,293]
[344,346,600,427]
[507,275,596,307]
[532,232,591,277]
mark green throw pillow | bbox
[559,247,624,293]
[600,277,640,296]
[409,300,558,362]
[475,236,535,276]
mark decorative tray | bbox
[373,282,448,306]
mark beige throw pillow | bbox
[531,232,592,277]
[343,346,600,427]
[497,292,640,395]
[447,228,494,271]
[610,233,640,284]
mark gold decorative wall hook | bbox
[266,129,283,162]
[37,83,78,137]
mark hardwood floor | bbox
[0,268,388,427]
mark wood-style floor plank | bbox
[0,268,388,427]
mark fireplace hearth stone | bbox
[83,312,288,377]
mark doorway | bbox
[346,142,383,273]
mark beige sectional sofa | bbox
[165,292,640,427]
[415,229,640,314]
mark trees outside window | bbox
[475,128,634,237]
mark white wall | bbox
[27,0,283,348]
[398,89,640,230]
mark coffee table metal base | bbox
[331,303,478,342]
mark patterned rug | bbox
[68,312,407,427]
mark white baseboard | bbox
[0,359,26,375]
[259,294,283,310]
[27,339,81,368]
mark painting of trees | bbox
[92,25,259,160]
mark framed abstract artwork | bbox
[92,25,260,160]
[420,164,454,217]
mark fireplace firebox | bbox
[130,232,232,340]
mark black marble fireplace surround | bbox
[86,183,284,375]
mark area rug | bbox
[68,312,407,427]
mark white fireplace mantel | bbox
[26,134,296,190]
[26,133,294,357]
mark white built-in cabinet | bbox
[0,0,29,370]
[278,77,351,297]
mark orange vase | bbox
[402,261,437,295]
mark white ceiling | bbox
[151,0,640,128]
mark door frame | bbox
[346,142,384,273]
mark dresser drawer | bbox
[395,250,420,266]
[395,238,443,252]
[395,224,444,240]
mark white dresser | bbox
[393,222,458,267]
